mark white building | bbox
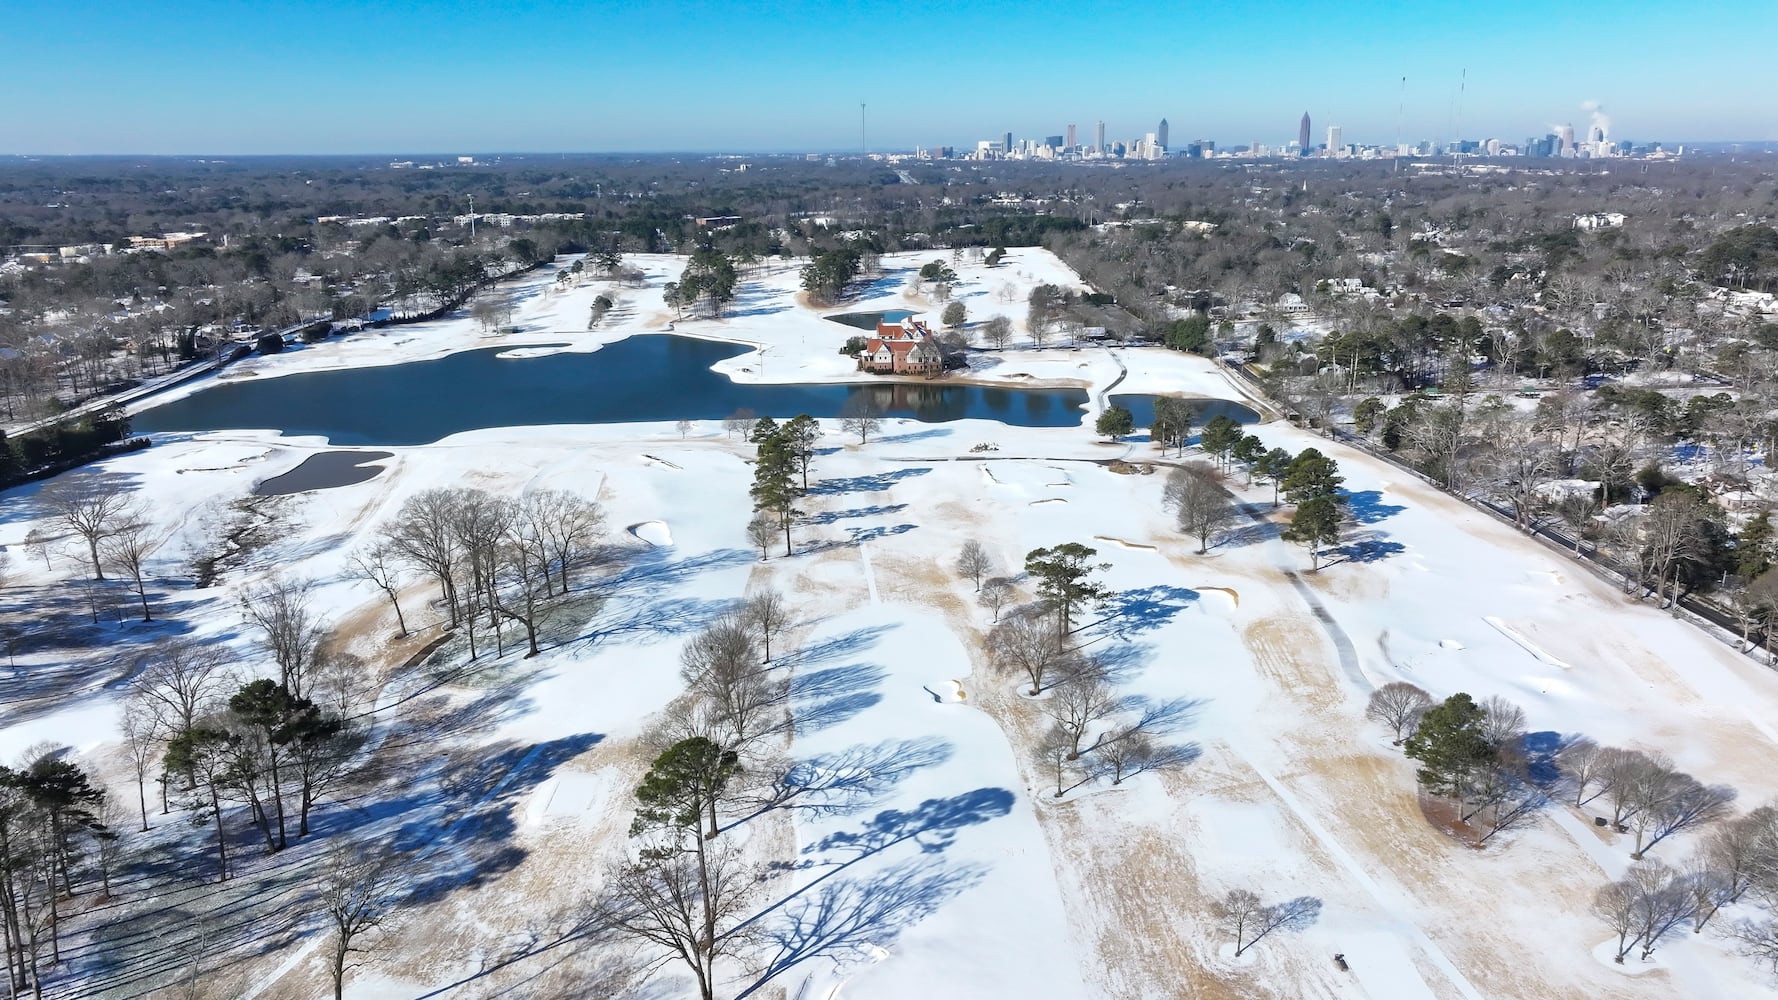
[1573,212,1627,230]
[1325,125,1343,157]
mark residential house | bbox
[857,318,944,377]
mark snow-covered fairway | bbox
[9,252,1778,998]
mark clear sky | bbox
[8,0,1776,155]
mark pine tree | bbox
[632,737,741,844]
[1401,693,1493,801]
[750,430,800,556]
[1738,512,1774,580]
[1024,543,1111,645]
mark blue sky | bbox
[8,0,1776,154]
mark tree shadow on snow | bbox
[807,467,931,496]
[1322,535,1406,566]
[805,503,908,525]
[1342,489,1406,525]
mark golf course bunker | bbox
[628,520,674,547]
[253,451,393,496]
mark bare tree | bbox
[679,616,781,747]
[1682,857,1736,933]
[319,841,409,1000]
[955,539,992,592]
[134,638,231,739]
[1034,724,1088,798]
[741,588,791,664]
[380,488,462,625]
[100,518,159,621]
[1729,917,1778,981]
[1558,738,1611,806]
[240,576,326,697]
[1477,695,1527,751]
[746,515,775,559]
[1630,776,1735,859]
[1162,463,1237,554]
[1214,890,1321,957]
[526,489,604,594]
[119,693,160,830]
[1365,681,1432,745]
[347,543,408,637]
[987,610,1066,695]
[1704,805,1778,906]
[1212,889,1266,957]
[36,475,135,580]
[312,651,374,720]
[1594,879,1642,964]
[1043,672,1121,760]
[1625,861,1696,961]
[978,577,1013,623]
[677,418,694,439]
[839,394,883,445]
[724,408,758,439]
[603,844,759,1000]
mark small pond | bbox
[824,309,916,331]
[254,451,393,496]
[134,335,1092,446]
[1109,394,1261,432]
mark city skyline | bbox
[6,0,1777,155]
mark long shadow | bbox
[728,736,951,831]
[844,523,915,544]
[1092,585,1199,640]
[780,624,896,671]
[1323,536,1406,566]
[1343,489,1406,525]
[787,662,889,736]
[599,546,757,595]
[736,858,987,998]
[808,467,931,496]
[876,428,952,445]
[805,503,908,525]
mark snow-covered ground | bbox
[10,251,1778,998]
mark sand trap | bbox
[1093,535,1157,551]
[1196,586,1240,608]
[1439,639,1465,650]
[1030,498,1068,506]
[980,465,1005,485]
[627,520,673,547]
[640,453,682,470]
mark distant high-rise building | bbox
[1003,131,1013,154]
[1299,112,1311,157]
[1095,120,1106,154]
[1157,118,1169,149]
[1556,124,1575,156]
[1066,123,1077,148]
[1326,125,1342,156]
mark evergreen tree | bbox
[1282,448,1343,505]
[1282,495,1345,570]
[1738,512,1774,581]
[1402,693,1493,801]
[1095,405,1134,442]
[632,737,740,844]
[750,430,801,556]
[1199,416,1243,470]
[1024,543,1111,645]
[1255,447,1294,506]
[781,414,820,492]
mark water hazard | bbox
[135,335,1094,446]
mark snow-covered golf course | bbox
[9,249,1777,999]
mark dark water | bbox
[135,335,1092,446]
[825,309,916,330]
[254,451,394,496]
[1110,394,1260,432]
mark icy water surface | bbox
[136,335,1094,445]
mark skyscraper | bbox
[1095,120,1106,154]
[1157,118,1169,150]
[1326,125,1342,156]
[1066,123,1077,148]
[1299,112,1311,156]
[1003,131,1013,154]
